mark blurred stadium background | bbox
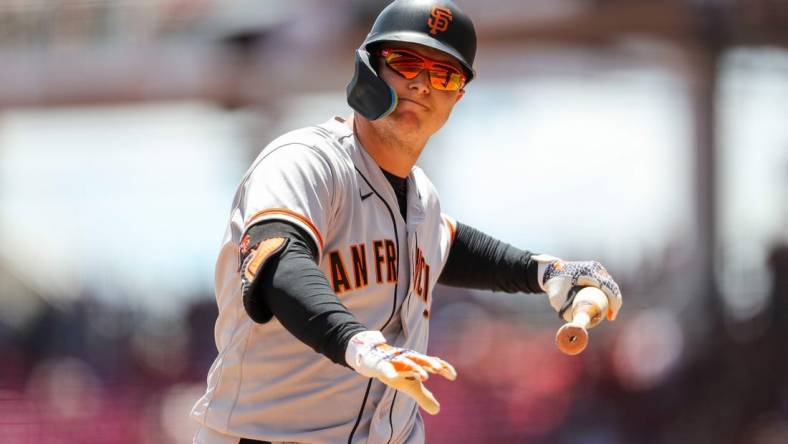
[1,0,787,442]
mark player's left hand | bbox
[533,254,623,322]
[345,331,456,415]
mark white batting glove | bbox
[345,331,457,415]
[533,254,623,322]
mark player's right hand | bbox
[345,330,456,415]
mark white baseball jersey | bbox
[191,116,457,444]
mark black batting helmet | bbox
[347,0,477,120]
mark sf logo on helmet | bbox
[427,5,453,35]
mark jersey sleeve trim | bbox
[246,208,325,254]
[442,214,457,245]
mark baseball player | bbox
[191,1,623,443]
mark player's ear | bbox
[454,89,465,103]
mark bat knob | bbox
[555,287,608,355]
[556,322,589,355]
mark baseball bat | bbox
[555,287,608,355]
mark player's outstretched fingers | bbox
[403,353,457,381]
[402,353,440,376]
[434,357,457,381]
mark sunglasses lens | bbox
[383,50,465,91]
[385,53,424,79]
[428,69,463,91]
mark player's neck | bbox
[350,113,426,178]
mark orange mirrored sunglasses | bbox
[380,48,467,91]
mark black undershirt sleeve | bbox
[245,221,367,367]
[438,222,543,293]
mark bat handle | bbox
[555,287,608,356]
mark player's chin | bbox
[390,111,424,130]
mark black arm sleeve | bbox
[244,221,368,367]
[438,222,543,293]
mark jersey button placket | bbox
[400,230,417,338]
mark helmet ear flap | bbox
[346,48,398,120]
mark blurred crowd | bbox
[1,244,786,444]
[0,285,218,443]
